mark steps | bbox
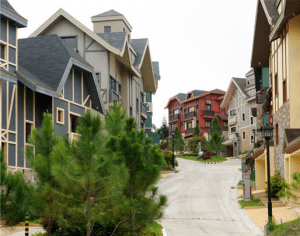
[252,191,287,207]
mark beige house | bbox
[30,9,160,128]
[251,0,300,206]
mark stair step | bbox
[260,198,279,202]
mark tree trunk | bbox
[47,198,52,236]
[130,175,134,236]
[87,179,91,236]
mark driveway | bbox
[157,158,264,236]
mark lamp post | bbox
[252,129,256,148]
[261,124,274,223]
[170,129,176,169]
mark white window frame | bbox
[56,107,65,125]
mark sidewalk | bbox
[1,226,45,236]
[237,188,300,231]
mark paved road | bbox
[6,227,45,236]
[157,158,264,236]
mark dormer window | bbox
[104,26,111,33]
[61,36,77,52]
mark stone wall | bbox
[273,101,290,177]
[239,124,256,152]
[7,167,36,185]
[256,103,264,143]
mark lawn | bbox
[266,217,300,236]
[176,155,228,163]
[238,196,264,208]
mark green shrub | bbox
[187,136,206,153]
[265,171,283,198]
[163,150,172,168]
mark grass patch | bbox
[138,221,163,236]
[29,218,40,224]
[177,155,227,163]
[238,181,243,186]
[238,196,264,208]
[266,217,300,236]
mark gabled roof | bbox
[17,34,105,114]
[152,62,160,80]
[0,0,27,27]
[212,89,225,93]
[97,32,127,51]
[93,9,122,17]
[131,38,148,66]
[192,90,207,97]
[221,77,247,108]
[176,93,187,102]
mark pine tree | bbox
[51,110,126,236]
[106,117,167,235]
[26,113,60,235]
[193,124,201,137]
[208,117,226,156]
[105,100,126,136]
[209,117,223,137]
[174,126,185,153]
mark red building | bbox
[165,89,228,140]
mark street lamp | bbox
[261,124,274,223]
[170,129,176,169]
[252,129,256,148]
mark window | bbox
[130,107,133,116]
[26,122,33,143]
[188,106,194,113]
[251,135,254,143]
[230,109,236,116]
[242,113,245,121]
[275,124,279,145]
[1,142,7,163]
[196,104,198,109]
[187,121,193,129]
[223,121,228,127]
[275,74,278,95]
[243,131,246,139]
[181,122,183,127]
[70,114,80,133]
[56,108,64,125]
[96,72,101,88]
[205,120,211,128]
[110,77,117,91]
[136,98,139,112]
[251,117,254,125]
[169,110,172,115]
[283,80,287,103]
[231,127,236,133]
[205,104,211,111]
[119,83,122,95]
[104,26,111,33]
[174,109,179,115]
[0,43,6,60]
[61,36,77,51]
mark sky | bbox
[11,0,258,129]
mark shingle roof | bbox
[0,0,27,27]
[97,32,126,51]
[285,129,300,144]
[219,114,228,119]
[131,38,148,66]
[18,34,91,91]
[93,9,122,17]
[212,89,225,93]
[233,77,247,95]
[192,90,207,97]
[175,93,187,102]
[152,62,160,80]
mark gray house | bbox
[0,0,105,183]
[221,69,257,155]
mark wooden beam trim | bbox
[83,95,90,106]
[72,67,74,102]
[81,72,83,105]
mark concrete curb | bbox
[202,161,224,164]
[162,228,167,236]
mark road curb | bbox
[162,228,167,236]
[202,161,224,164]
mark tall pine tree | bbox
[105,100,126,136]
[174,126,185,153]
[193,124,201,137]
[208,117,226,156]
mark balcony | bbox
[185,128,194,134]
[228,116,237,125]
[184,111,195,119]
[109,89,119,103]
[69,132,80,142]
[141,102,148,119]
[170,114,180,121]
[203,110,215,116]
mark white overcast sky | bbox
[11,0,257,128]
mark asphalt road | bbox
[157,158,264,236]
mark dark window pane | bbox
[71,115,79,133]
[0,44,5,59]
[26,123,32,143]
[104,26,111,33]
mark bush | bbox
[201,152,212,160]
[187,136,206,153]
[265,171,283,198]
[163,150,173,168]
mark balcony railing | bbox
[69,132,80,142]
[203,110,215,116]
[228,116,237,125]
[185,128,194,134]
[141,102,148,116]
[170,114,180,121]
[184,111,195,119]
[109,89,119,103]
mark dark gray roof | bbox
[191,90,207,97]
[285,129,300,144]
[18,34,91,91]
[93,9,122,17]
[233,77,247,95]
[0,0,27,27]
[175,93,187,102]
[131,38,148,66]
[152,62,160,80]
[219,114,228,119]
[97,32,126,51]
[212,89,225,93]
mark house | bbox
[29,9,160,143]
[251,0,300,206]
[165,89,228,142]
[221,70,258,156]
[0,0,105,183]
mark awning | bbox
[222,139,234,146]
